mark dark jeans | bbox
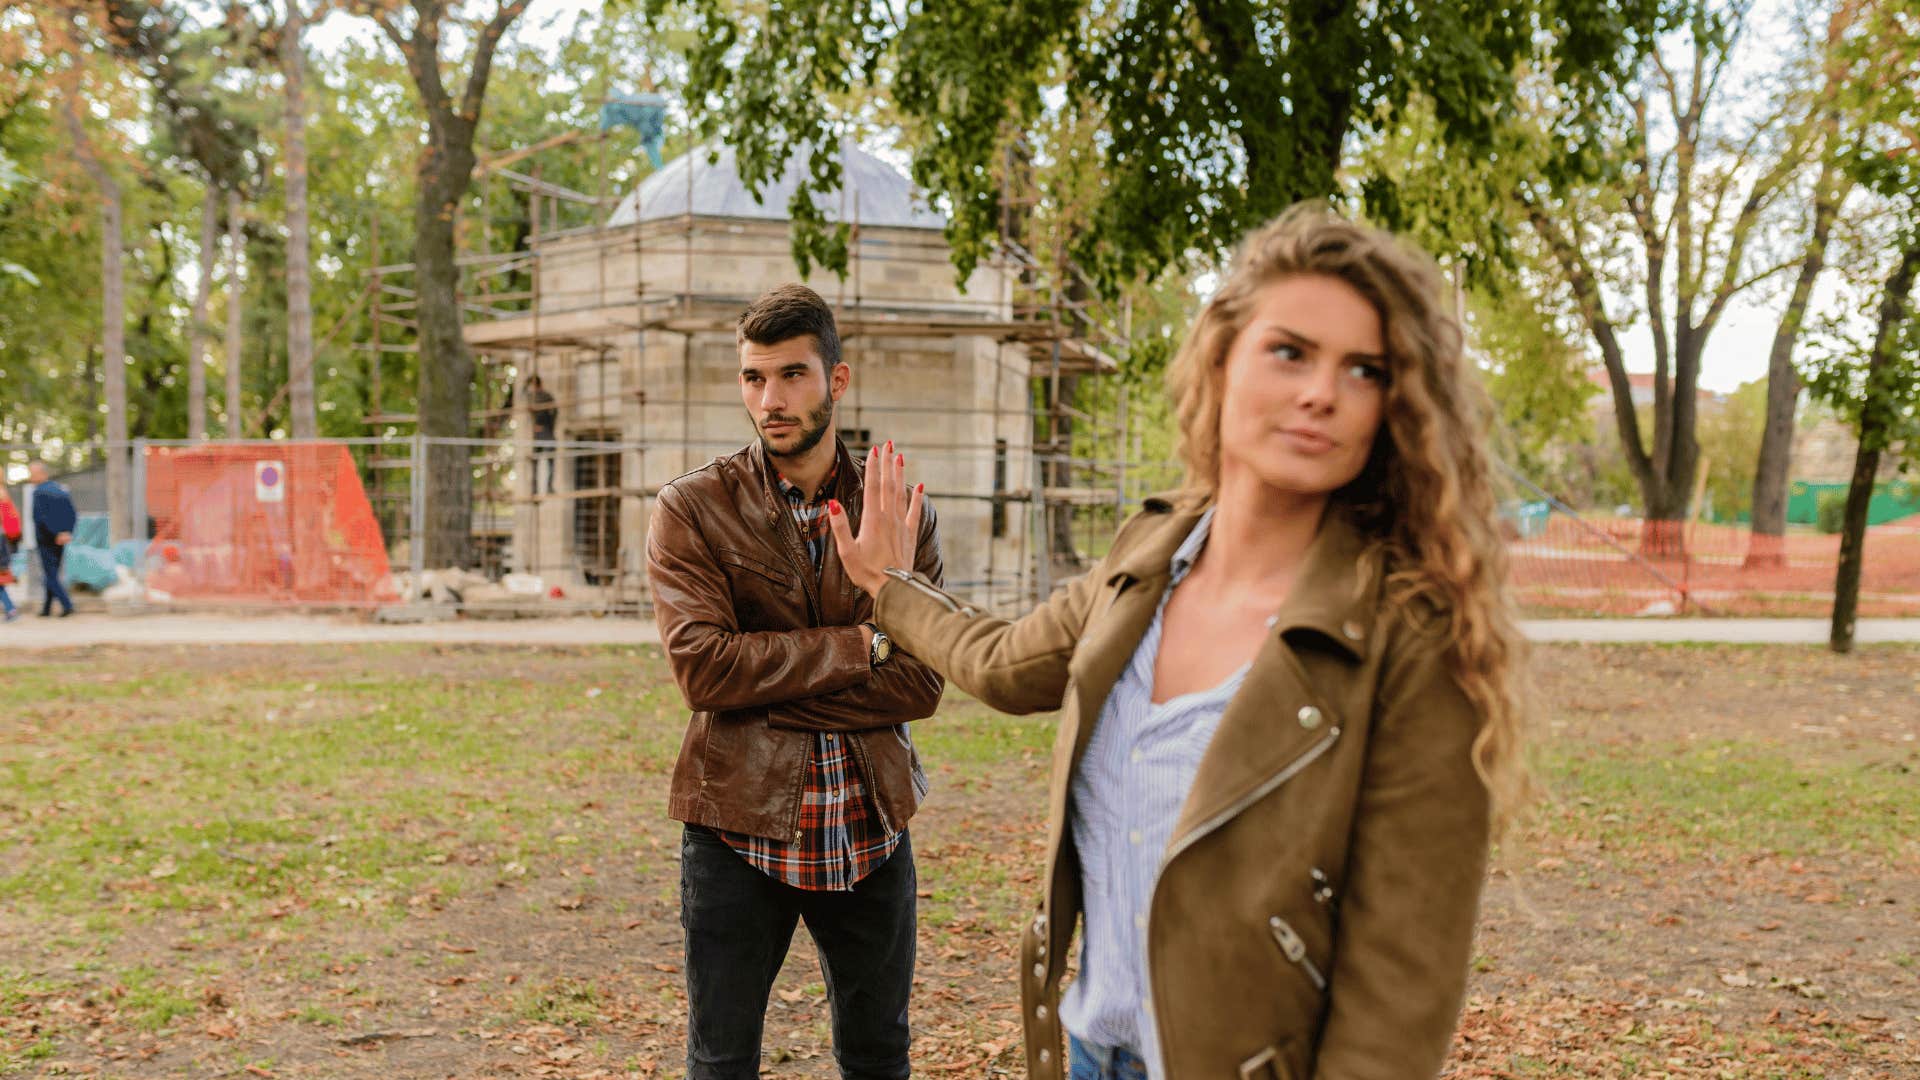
[1069,1036,1150,1080]
[38,544,72,615]
[680,824,915,1080]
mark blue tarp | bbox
[62,545,117,591]
[600,93,668,168]
[2,542,130,592]
[72,512,110,549]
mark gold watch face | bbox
[873,633,892,664]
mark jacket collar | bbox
[744,437,863,518]
[1104,491,1382,661]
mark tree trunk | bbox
[189,184,217,439]
[416,161,477,569]
[1748,158,1845,568]
[380,0,529,570]
[225,189,245,437]
[1830,238,1920,654]
[1829,441,1878,654]
[62,94,130,541]
[100,164,129,540]
[282,3,317,439]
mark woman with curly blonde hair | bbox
[828,203,1525,1080]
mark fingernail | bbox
[916,483,924,494]
[886,440,894,451]
[828,499,841,514]
[896,454,904,466]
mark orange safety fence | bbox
[1505,509,1920,617]
[143,443,397,606]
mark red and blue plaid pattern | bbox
[713,463,903,891]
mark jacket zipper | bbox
[763,476,824,844]
[883,565,964,614]
[768,502,822,625]
[1144,725,1341,1076]
[1267,914,1328,991]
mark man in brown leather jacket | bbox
[646,283,945,1080]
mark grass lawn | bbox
[2,642,1916,1077]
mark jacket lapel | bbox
[1062,501,1207,766]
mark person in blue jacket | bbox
[27,461,75,617]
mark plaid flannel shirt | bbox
[713,461,903,890]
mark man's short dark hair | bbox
[737,283,841,372]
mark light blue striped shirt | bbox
[1059,507,1258,1076]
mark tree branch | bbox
[1526,198,1655,489]
[458,0,530,123]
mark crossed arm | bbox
[647,484,945,732]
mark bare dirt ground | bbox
[2,642,1915,1078]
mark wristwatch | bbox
[865,622,893,667]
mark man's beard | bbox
[757,396,835,459]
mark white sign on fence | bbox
[255,460,286,503]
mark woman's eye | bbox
[1269,343,1303,362]
[1347,362,1389,384]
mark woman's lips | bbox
[1278,428,1337,453]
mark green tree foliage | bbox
[644,0,1658,292]
[1519,2,1844,538]
[1694,378,1767,523]
[1806,0,1920,652]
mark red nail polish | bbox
[828,499,841,514]
[896,454,904,466]
[916,483,924,494]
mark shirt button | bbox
[1133,913,1146,930]
[1297,705,1323,729]
[1342,619,1365,641]
[1128,829,1143,845]
[1129,749,1143,764]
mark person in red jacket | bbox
[0,486,20,621]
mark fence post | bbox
[129,438,147,557]
[409,433,426,582]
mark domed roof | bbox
[606,140,946,231]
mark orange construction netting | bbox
[143,443,397,606]
[1505,512,1920,617]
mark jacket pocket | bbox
[716,546,797,587]
[1266,914,1328,991]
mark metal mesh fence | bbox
[5,438,1916,618]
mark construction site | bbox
[28,116,1920,621]
[338,121,1168,616]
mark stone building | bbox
[463,142,1113,609]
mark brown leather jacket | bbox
[873,494,1492,1080]
[647,439,945,843]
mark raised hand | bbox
[826,440,925,596]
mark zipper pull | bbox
[1268,915,1328,991]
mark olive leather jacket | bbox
[872,494,1492,1080]
[647,439,945,843]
